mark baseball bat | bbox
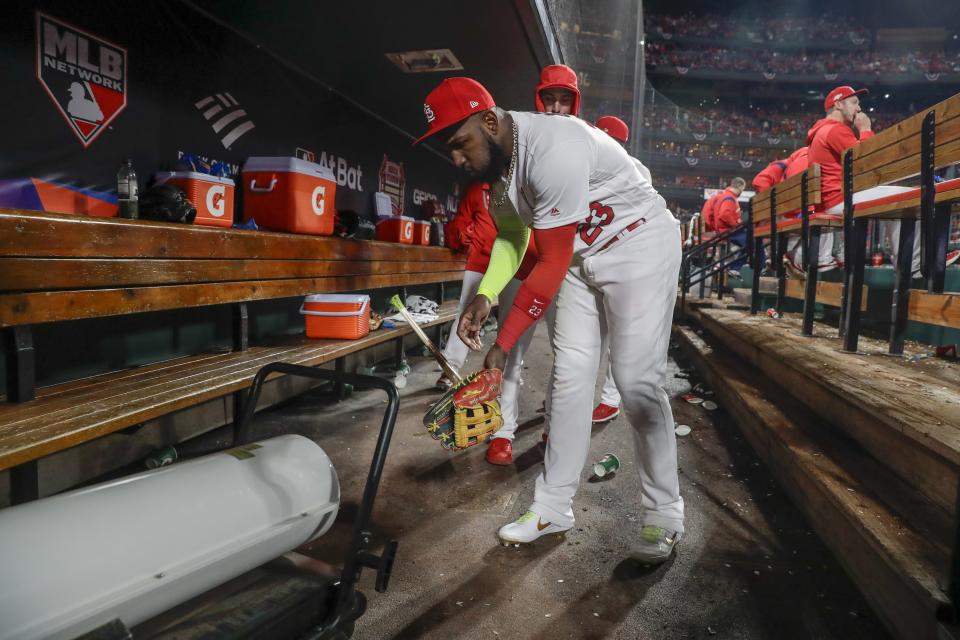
[389,295,462,384]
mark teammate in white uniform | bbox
[589,115,655,423]
[415,78,683,563]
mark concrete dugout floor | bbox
[246,322,890,640]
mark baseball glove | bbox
[422,369,503,450]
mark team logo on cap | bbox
[424,103,435,124]
[469,100,479,108]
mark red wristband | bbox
[495,283,550,352]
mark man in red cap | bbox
[806,86,874,272]
[416,77,684,563]
[535,64,581,115]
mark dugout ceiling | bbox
[192,0,558,149]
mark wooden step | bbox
[675,325,953,640]
[696,307,960,514]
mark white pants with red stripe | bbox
[531,212,684,533]
[441,270,535,440]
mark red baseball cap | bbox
[824,86,868,112]
[595,116,629,144]
[415,77,496,145]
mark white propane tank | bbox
[0,434,340,640]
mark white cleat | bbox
[498,510,571,545]
[631,525,682,564]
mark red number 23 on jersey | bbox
[578,201,615,246]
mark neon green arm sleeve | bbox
[476,213,530,302]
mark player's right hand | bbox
[854,112,872,132]
[458,294,492,351]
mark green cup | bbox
[145,445,178,470]
[593,453,620,477]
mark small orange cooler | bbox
[154,172,235,227]
[300,294,371,340]
[242,157,336,235]
[413,220,431,245]
[375,216,414,244]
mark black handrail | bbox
[680,222,748,308]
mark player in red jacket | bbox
[784,146,809,178]
[752,159,789,193]
[439,182,497,388]
[806,86,874,272]
[699,190,722,232]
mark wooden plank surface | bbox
[851,116,960,180]
[908,290,960,329]
[852,185,960,220]
[784,278,866,310]
[0,209,460,262]
[854,137,960,192]
[854,93,960,162]
[0,271,464,326]
[0,305,458,470]
[676,326,950,640]
[697,308,960,514]
[0,258,464,291]
[753,215,841,238]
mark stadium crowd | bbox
[645,13,869,44]
[643,104,903,140]
[646,43,960,75]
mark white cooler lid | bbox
[242,157,335,181]
[153,171,235,186]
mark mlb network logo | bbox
[36,12,128,147]
[194,92,256,149]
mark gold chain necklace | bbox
[492,121,519,208]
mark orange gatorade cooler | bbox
[375,216,415,244]
[300,294,371,340]
[241,157,336,235]
[154,172,235,227]
[413,220,431,245]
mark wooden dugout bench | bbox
[0,209,465,505]
[839,91,960,354]
[748,164,862,335]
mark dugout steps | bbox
[674,306,960,640]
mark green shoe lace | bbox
[640,525,667,544]
[516,511,537,524]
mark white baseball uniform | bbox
[497,112,683,533]
[593,156,653,411]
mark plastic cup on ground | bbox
[593,453,620,477]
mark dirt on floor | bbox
[240,322,890,640]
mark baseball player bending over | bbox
[415,78,684,563]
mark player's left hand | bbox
[458,294,492,351]
[483,343,508,371]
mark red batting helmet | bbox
[534,64,581,116]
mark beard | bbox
[470,132,509,184]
